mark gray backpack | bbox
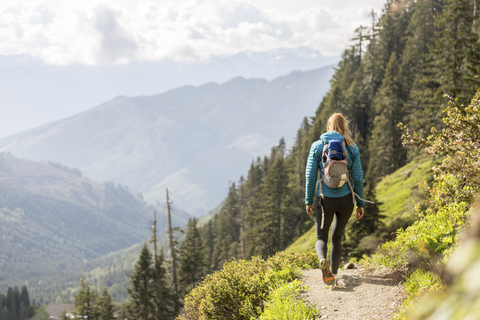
[317,139,373,228]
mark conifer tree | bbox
[153,251,174,320]
[94,288,115,320]
[59,308,70,320]
[368,53,408,179]
[127,244,155,320]
[10,298,18,320]
[18,303,28,320]
[213,183,240,266]
[19,287,33,318]
[74,276,98,320]
[165,188,179,313]
[1,306,8,320]
[179,218,205,293]
[201,219,215,273]
[117,303,132,320]
[252,140,290,257]
[432,0,480,104]
[405,0,445,134]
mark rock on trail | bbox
[299,264,406,319]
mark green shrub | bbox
[364,202,469,269]
[257,280,319,320]
[178,252,317,320]
[393,268,443,320]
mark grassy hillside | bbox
[285,156,434,254]
[376,156,435,229]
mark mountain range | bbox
[0,152,189,303]
[0,65,335,215]
[0,48,339,138]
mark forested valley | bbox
[54,0,480,319]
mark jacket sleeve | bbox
[305,142,321,205]
[351,146,366,207]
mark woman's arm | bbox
[351,146,365,207]
[305,142,321,206]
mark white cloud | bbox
[0,0,384,65]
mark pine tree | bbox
[433,0,480,104]
[179,218,205,293]
[117,303,132,320]
[201,219,215,273]
[149,211,175,320]
[368,53,408,179]
[19,287,33,318]
[403,0,444,134]
[74,276,98,320]
[153,251,174,319]
[127,244,155,320]
[94,288,115,320]
[165,188,180,313]
[252,140,290,257]
[18,303,28,320]
[10,298,17,320]
[213,183,240,266]
[0,307,8,320]
[59,308,70,320]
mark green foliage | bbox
[404,268,443,298]
[375,157,434,225]
[366,202,469,269]
[366,89,480,318]
[69,275,117,320]
[393,268,444,320]
[126,244,155,320]
[401,90,480,213]
[0,286,34,320]
[406,205,480,319]
[368,52,408,179]
[203,138,313,275]
[74,276,99,319]
[257,280,319,320]
[95,288,115,320]
[179,252,317,320]
[178,218,205,293]
[30,306,49,320]
[283,226,316,254]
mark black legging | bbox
[315,194,354,274]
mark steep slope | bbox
[0,66,334,215]
[285,157,434,254]
[0,152,189,302]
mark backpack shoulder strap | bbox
[318,139,327,199]
[341,139,348,160]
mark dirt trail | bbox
[44,304,73,319]
[299,264,406,319]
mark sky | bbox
[0,0,387,138]
[0,0,386,65]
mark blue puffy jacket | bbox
[305,131,365,207]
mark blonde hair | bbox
[327,113,354,147]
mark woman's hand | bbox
[356,207,364,220]
[306,204,314,215]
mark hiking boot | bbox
[320,258,335,286]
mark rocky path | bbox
[299,264,406,319]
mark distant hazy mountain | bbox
[0,48,339,138]
[0,65,334,215]
[0,153,189,301]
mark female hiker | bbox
[305,113,367,286]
